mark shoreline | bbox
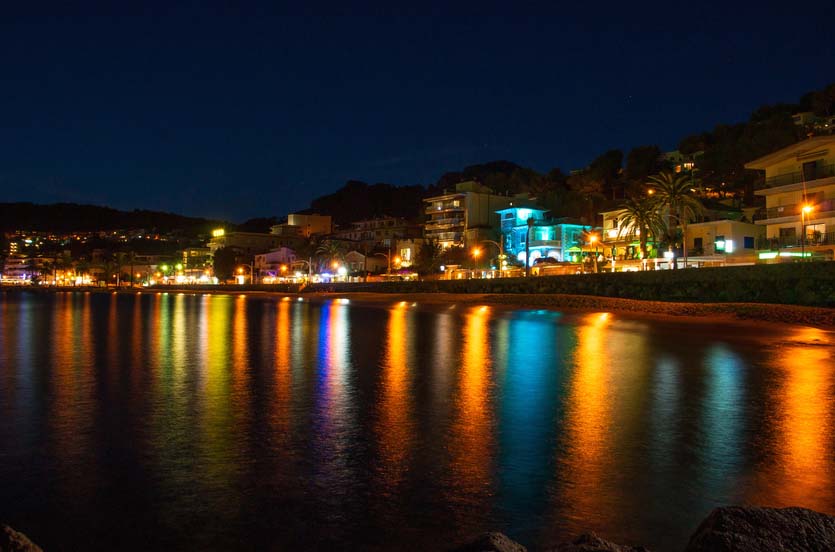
[4,285,835,330]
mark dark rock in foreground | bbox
[451,532,528,552]
[685,506,835,551]
[548,532,650,551]
[0,525,42,552]
[451,531,648,552]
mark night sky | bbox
[2,5,833,221]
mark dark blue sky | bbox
[2,5,833,221]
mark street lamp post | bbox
[801,204,813,261]
[237,263,255,285]
[295,258,313,280]
[589,234,599,273]
[374,250,400,275]
[525,218,534,277]
[471,247,481,277]
[479,239,505,277]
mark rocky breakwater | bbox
[452,506,835,551]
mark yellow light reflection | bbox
[231,295,251,429]
[273,299,292,435]
[450,305,494,499]
[752,330,835,510]
[50,293,95,493]
[377,302,414,487]
[561,312,615,522]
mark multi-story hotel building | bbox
[423,181,516,249]
[745,135,835,260]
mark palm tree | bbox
[76,259,90,285]
[567,171,607,225]
[648,171,704,268]
[315,239,346,271]
[616,196,665,267]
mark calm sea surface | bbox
[0,291,833,551]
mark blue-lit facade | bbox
[497,207,587,266]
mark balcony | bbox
[764,198,835,221]
[528,239,562,248]
[425,203,465,214]
[765,163,835,187]
[429,231,464,243]
[757,230,835,250]
[425,217,465,230]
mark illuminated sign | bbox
[212,228,225,237]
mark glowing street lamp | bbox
[375,251,395,275]
[801,204,814,260]
[237,264,254,285]
[589,234,599,273]
[480,239,505,277]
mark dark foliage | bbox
[211,247,238,281]
[309,180,426,225]
[236,216,279,233]
[625,145,663,183]
[0,202,224,236]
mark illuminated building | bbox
[745,135,835,260]
[686,220,764,263]
[208,231,283,256]
[496,206,588,266]
[423,181,516,249]
[270,213,333,239]
[333,216,421,250]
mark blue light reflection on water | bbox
[0,292,833,551]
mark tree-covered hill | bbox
[0,202,226,236]
[307,180,428,225]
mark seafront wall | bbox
[305,262,835,307]
[4,262,834,308]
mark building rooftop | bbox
[744,135,835,170]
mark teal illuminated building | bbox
[496,207,589,266]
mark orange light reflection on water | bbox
[232,296,251,425]
[49,293,95,495]
[560,312,615,525]
[377,302,414,488]
[273,299,292,436]
[449,305,494,500]
[750,328,835,510]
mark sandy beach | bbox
[6,285,835,330]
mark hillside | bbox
[0,202,226,236]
